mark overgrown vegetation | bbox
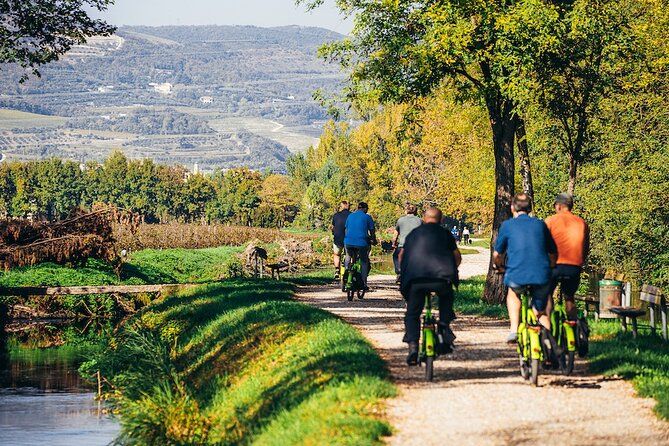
[83,278,395,445]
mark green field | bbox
[0,108,66,129]
[0,246,244,287]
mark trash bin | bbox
[599,279,622,318]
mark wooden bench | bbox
[609,284,665,339]
[642,285,667,341]
[266,262,289,280]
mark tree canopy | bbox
[0,0,115,80]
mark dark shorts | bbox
[508,281,551,312]
[550,264,582,299]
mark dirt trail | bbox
[295,247,669,445]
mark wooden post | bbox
[662,298,668,341]
[649,303,657,336]
[97,370,102,397]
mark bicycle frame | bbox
[419,293,437,361]
[517,291,543,361]
[551,285,576,354]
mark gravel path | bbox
[295,247,669,445]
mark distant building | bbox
[199,96,214,104]
[153,83,173,94]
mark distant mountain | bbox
[0,25,345,173]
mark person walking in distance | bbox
[344,202,377,290]
[392,203,422,283]
[331,200,350,280]
[400,207,461,365]
[545,193,590,320]
[493,193,557,343]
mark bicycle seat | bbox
[511,285,535,295]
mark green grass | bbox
[587,319,669,420]
[0,246,243,287]
[468,238,491,249]
[86,278,396,445]
[455,276,508,318]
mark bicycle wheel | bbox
[576,318,589,357]
[425,356,434,381]
[566,351,575,375]
[340,270,348,292]
[357,289,365,299]
[530,358,540,386]
[346,289,354,301]
[520,357,530,380]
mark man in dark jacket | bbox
[399,207,462,365]
[331,200,350,280]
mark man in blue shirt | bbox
[493,193,557,343]
[344,202,377,290]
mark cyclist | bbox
[492,193,557,343]
[399,207,461,365]
[344,202,377,290]
[545,193,589,320]
[331,200,351,280]
[391,203,422,283]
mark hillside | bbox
[0,25,345,173]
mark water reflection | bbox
[0,318,119,445]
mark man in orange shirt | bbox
[545,193,590,319]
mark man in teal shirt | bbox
[344,202,377,290]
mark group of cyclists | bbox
[331,192,589,367]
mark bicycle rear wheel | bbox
[530,358,540,386]
[566,351,575,375]
[425,356,434,381]
[520,357,530,380]
[346,289,354,301]
[357,289,365,299]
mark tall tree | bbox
[299,0,561,302]
[0,1,116,81]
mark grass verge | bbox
[587,319,669,420]
[83,278,396,445]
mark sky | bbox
[89,0,354,34]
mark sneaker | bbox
[395,274,401,284]
[333,271,340,280]
[506,331,518,344]
[406,341,418,366]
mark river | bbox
[0,320,120,445]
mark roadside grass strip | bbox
[85,278,395,445]
[587,321,669,421]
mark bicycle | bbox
[418,292,438,381]
[550,278,577,375]
[417,292,454,381]
[340,248,366,301]
[515,285,555,386]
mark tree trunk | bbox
[482,108,516,305]
[516,119,534,199]
[567,153,577,196]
